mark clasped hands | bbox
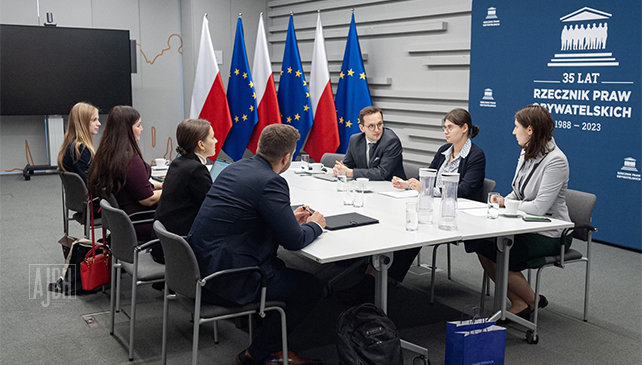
[293,205,326,228]
[332,161,353,178]
[392,176,419,191]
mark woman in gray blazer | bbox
[475,104,572,320]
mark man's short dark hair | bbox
[359,106,383,125]
[257,124,300,164]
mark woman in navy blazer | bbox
[393,108,486,202]
[153,119,217,263]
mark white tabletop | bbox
[284,162,574,264]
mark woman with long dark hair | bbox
[88,105,162,241]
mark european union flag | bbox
[223,17,258,161]
[335,13,372,154]
[277,14,313,159]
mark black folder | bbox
[324,212,379,231]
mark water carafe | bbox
[438,172,459,231]
[417,168,437,224]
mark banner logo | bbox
[483,7,500,27]
[548,7,618,67]
[617,157,641,181]
[480,88,496,108]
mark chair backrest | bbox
[59,171,89,213]
[100,200,138,263]
[565,189,597,241]
[99,188,119,208]
[482,178,496,199]
[402,160,425,179]
[320,153,346,167]
[153,221,201,299]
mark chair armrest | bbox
[131,218,155,226]
[129,210,156,221]
[201,266,269,317]
[136,238,160,251]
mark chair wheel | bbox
[526,330,539,344]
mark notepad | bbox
[378,190,419,198]
[324,212,379,231]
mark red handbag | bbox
[80,197,111,291]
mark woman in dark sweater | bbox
[88,106,162,242]
[57,102,101,183]
[153,119,216,262]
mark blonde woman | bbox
[57,102,101,183]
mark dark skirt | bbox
[468,233,573,272]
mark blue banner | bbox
[469,1,641,249]
[335,13,372,154]
[223,17,258,161]
[277,14,313,159]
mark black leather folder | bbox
[324,212,379,231]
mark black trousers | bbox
[202,260,322,361]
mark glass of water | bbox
[343,181,354,206]
[487,192,500,219]
[406,202,418,231]
[300,153,310,170]
[353,178,368,208]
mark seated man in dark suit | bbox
[188,124,327,365]
[332,106,406,181]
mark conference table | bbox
[283,163,574,359]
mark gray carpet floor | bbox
[1,174,641,364]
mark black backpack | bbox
[336,303,404,365]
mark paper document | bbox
[378,190,419,198]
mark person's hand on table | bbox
[332,161,352,178]
[392,176,408,189]
[307,211,326,229]
[294,205,313,225]
[407,178,420,191]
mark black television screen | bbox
[0,24,132,115]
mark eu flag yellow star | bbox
[303,105,309,112]
[234,116,239,122]
[306,92,310,98]
[339,71,345,79]
[242,72,247,79]
[339,117,344,124]
[286,116,292,123]
[252,92,256,99]
[280,70,283,75]
[360,72,366,79]
[295,70,302,77]
[249,105,254,112]
[242,114,248,121]
[287,67,293,74]
[249,81,254,88]
[234,69,240,75]
[346,121,352,128]
[294,113,300,120]
[347,69,354,77]
[303,80,307,86]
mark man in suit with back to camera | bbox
[332,106,406,181]
[188,124,326,365]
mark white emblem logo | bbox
[548,7,618,67]
[483,7,500,27]
[480,88,496,107]
[617,157,641,181]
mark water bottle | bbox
[417,168,437,224]
[438,172,459,231]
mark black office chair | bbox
[100,200,165,361]
[153,221,288,365]
[59,171,101,240]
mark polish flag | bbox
[305,12,339,163]
[189,14,232,159]
[247,13,281,154]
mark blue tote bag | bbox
[447,325,506,365]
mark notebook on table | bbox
[324,212,379,231]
